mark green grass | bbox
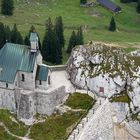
[129,56,140,66]
[65,92,95,109]
[0,126,20,140]
[0,109,28,137]
[110,91,131,103]
[0,0,139,64]
[0,93,95,140]
[0,0,139,45]
[30,92,95,140]
[123,47,137,53]
[131,112,140,121]
[30,111,84,140]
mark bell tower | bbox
[29,32,39,53]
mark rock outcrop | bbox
[67,42,140,127]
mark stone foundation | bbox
[17,86,66,120]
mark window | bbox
[22,74,25,81]
[39,80,42,85]
[99,87,104,93]
[48,76,50,85]
[6,83,8,88]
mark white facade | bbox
[0,33,66,121]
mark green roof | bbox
[30,32,38,42]
[0,43,36,83]
[36,65,48,81]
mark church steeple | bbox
[29,32,38,52]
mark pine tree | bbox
[29,25,36,33]
[42,17,53,61]
[55,16,65,48]
[136,0,140,13]
[0,22,6,49]
[80,0,87,4]
[67,31,77,54]
[1,0,14,16]
[42,17,62,64]
[4,25,11,42]
[11,24,23,44]
[109,17,116,32]
[24,35,30,46]
[50,30,62,64]
[77,26,84,45]
[54,16,64,60]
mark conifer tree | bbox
[67,31,77,54]
[11,24,23,44]
[77,26,84,45]
[42,17,62,64]
[0,22,6,49]
[24,35,30,46]
[54,16,64,60]
[42,17,53,61]
[109,17,116,32]
[55,16,65,48]
[50,30,62,64]
[80,0,87,4]
[1,0,14,16]
[136,0,140,13]
[4,25,11,42]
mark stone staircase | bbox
[68,97,105,140]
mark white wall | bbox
[0,88,16,112]
[18,71,35,90]
[36,86,65,116]
[36,70,51,90]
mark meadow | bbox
[0,0,139,44]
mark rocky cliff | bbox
[67,42,140,129]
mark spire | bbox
[29,32,38,52]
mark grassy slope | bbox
[30,92,94,140]
[30,111,85,140]
[0,93,94,140]
[0,0,139,45]
[65,92,95,109]
[0,110,28,139]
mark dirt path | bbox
[0,122,32,140]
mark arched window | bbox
[22,74,25,81]
[48,76,50,85]
[39,80,42,85]
[6,83,8,88]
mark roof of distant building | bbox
[36,65,48,81]
[0,43,36,83]
[97,0,121,13]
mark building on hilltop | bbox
[97,0,121,13]
[0,32,66,123]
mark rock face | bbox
[67,42,140,123]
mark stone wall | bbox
[0,88,16,112]
[17,86,66,120]
[18,71,35,90]
[47,65,67,71]
[36,86,66,116]
[35,70,52,90]
[17,91,36,119]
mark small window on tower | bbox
[22,74,25,81]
